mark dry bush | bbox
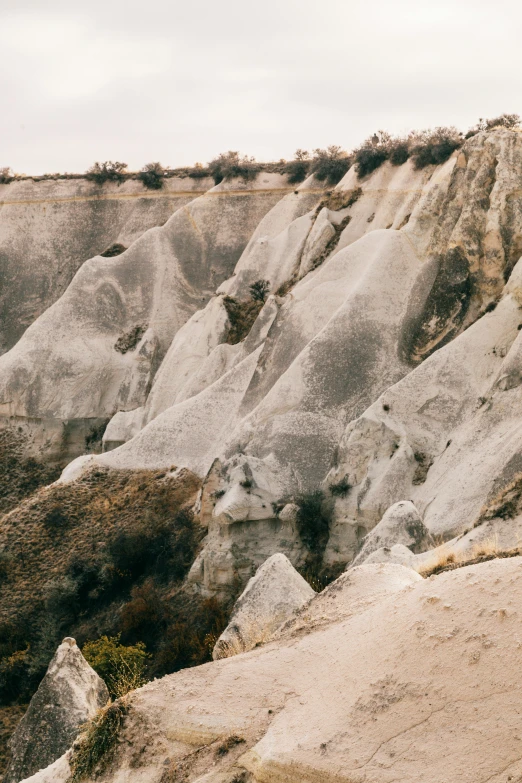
[138,162,165,190]
[208,151,259,185]
[323,186,361,211]
[223,296,263,344]
[0,429,61,515]
[310,146,351,185]
[415,546,459,577]
[476,473,522,524]
[284,149,311,184]
[69,699,128,781]
[0,168,13,184]
[409,127,463,169]
[85,161,128,185]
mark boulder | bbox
[350,501,430,567]
[363,543,417,568]
[212,553,315,659]
[4,638,108,783]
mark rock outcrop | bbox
[4,638,108,783]
[350,500,430,567]
[34,557,522,783]
[212,553,315,659]
[0,175,209,354]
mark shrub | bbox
[310,146,351,185]
[0,647,31,704]
[85,161,128,185]
[223,296,263,344]
[207,151,259,185]
[249,279,270,303]
[84,419,110,453]
[0,167,13,184]
[354,146,389,178]
[388,140,410,166]
[42,503,69,530]
[82,635,149,699]
[109,508,199,586]
[284,149,311,184]
[467,113,521,137]
[329,477,351,497]
[410,127,463,169]
[138,162,165,190]
[69,700,128,781]
[100,243,127,258]
[295,490,331,554]
[114,324,146,354]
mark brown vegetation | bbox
[223,296,263,344]
[0,429,61,516]
[0,467,205,704]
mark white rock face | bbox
[0,175,208,354]
[0,174,292,462]
[4,638,108,783]
[69,557,522,783]
[350,500,430,567]
[19,752,71,783]
[213,553,315,659]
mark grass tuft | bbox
[69,699,128,781]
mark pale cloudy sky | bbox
[1,0,521,174]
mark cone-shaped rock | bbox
[4,638,108,783]
[213,553,315,659]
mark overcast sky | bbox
[1,0,521,174]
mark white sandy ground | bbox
[23,557,522,783]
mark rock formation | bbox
[26,557,522,783]
[212,553,315,659]
[4,638,108,783]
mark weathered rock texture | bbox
[6,128,522,592]
[27,557,522,783]
[0,176,210,354]
[212,553,315,659]
[4,638,108,783]
[0,173,298,464]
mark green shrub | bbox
[410,128,462,169]
[207,151,259,185]
[249,279,270,303]
[69,700,128,781]
[85,161,128,185]
[295,490,331,554]
[310,146,351,185]
[284,150,311,184]
[138,162,165,190]
[82,635,149,699]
